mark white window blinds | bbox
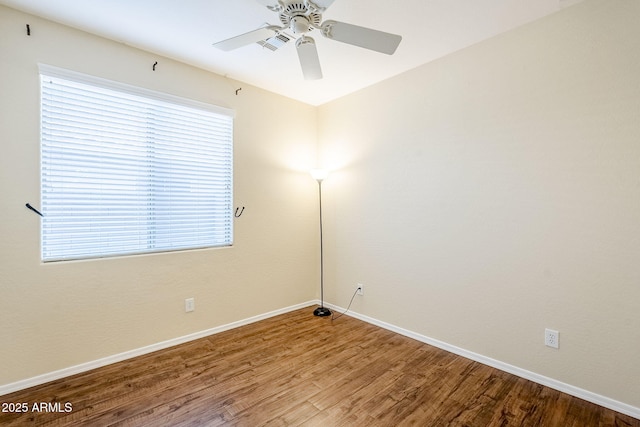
[40,66,234,262]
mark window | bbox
[40,65,234,262]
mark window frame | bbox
[39,64,235,262]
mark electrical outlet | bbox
[185,297,195,313]
[545,328,559,349]
[356,283,364,296]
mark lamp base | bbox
[313,306,332,317]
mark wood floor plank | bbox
[1,306,638,426]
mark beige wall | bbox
[0,6,319,386]
[318,0,640,409]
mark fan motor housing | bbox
[289,16,310,34]
[278,1,322,33]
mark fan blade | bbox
[254,0,282,12]
[296,37,323,80]
[321,20,402,55]
[311,0,337,11]
[213,27,277,51]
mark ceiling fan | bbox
[212,0,402,80]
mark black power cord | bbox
[331,287,360,322]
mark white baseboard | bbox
[324,301,640,420]
[0,301,316,397]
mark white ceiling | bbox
[1,0,583,106]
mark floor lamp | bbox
[311,169,331,317]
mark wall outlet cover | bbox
[545,328,559,349]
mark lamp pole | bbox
[311,169,331,317]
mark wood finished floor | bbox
[1,307,638,426]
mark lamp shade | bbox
[310,168,329,182]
